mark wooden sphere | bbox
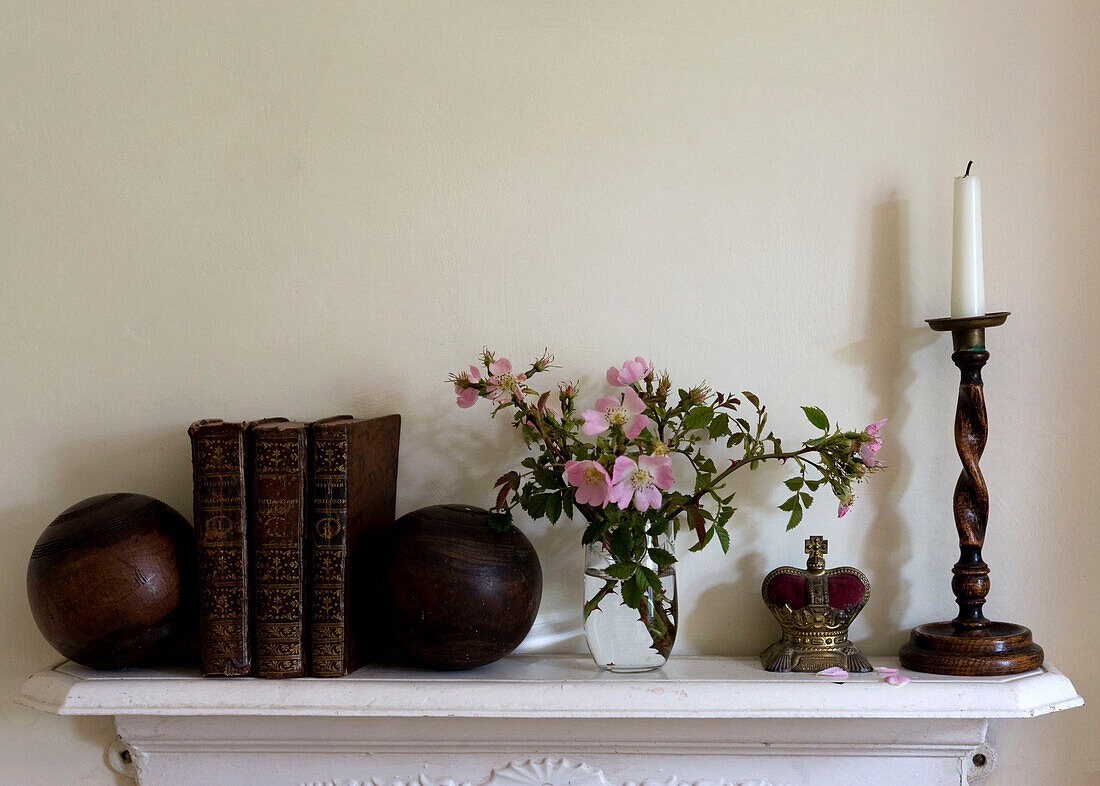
[27,493,197,669]
[382,504,542,670]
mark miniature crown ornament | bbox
[760,536,872,673]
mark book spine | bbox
[190,422,251,676]
[251,425,307,678]
[308,425,350,676]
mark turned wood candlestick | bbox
[899,312,1044,675]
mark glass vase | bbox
[583,537,677,672]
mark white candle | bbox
[951,162,985,318]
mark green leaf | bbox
[687,505,706,544]
[647,519,671,539]
[648,547,676,568]
[526,493,550,519]
[606,562,637,580]
[688,525,716,552]
[581,519,612,545]
[801,405,830,431]
[800,492,813,508]
[784,476,804,491]
[488,511,513,532]
[621,574,643,608]
[532,465,558,488]
[742,390,760,409]
[778,494,800,512]
[545,492,562,524]
[682,406,714,431]
[609,527,634,563]
[562,491,574,520]
[786,505,804,530]
[639,565,662,592]
[708,413,730,440]
[714,523,731,553]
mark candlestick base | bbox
[900,621,1043,676]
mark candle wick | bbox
[965,160,973,177]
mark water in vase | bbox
[583,565,677,673]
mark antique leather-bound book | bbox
[308,414,401,676]
[250,420,309,678]
[189,419,252,677]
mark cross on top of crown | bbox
[805,536,828,561]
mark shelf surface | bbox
[16,654,1082,720]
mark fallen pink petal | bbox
[817,667,849,679]
[884,674,912,686]
[874,666,899,674]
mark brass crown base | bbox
[899,621,1044,676]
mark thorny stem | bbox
[659,444,823,523]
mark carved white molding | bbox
[15,656,1082,785]
[296,760,782,786]
[18,656,1082,720]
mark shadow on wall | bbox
[678,445,796,657]
[677,198,932,657]
[685,551,774,657]
[834,195,936,650]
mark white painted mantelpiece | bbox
[16,655,1082,786]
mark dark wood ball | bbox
[27,493,197,669]
[382,504,542,670]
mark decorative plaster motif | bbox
[486,758,610,785]
[299,760,782,786]
[623,779,780,786]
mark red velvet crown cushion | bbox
[767,575,807,609]
[766,572,865,610]
[826,573,866,610]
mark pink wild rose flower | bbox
[581,387,650,440]
[563,459,613,507]
[860,418,887,467]
[485,358,527,403]
[455,365,481,408]
[607,454,674,512]
[606,356,652,387]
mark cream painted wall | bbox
[2,2,1096,783]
